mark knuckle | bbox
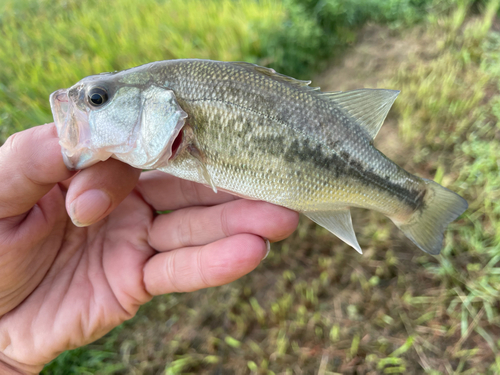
[3,132,21,157]
[196,247,210,289]
[180,179,201,205]
[176,208,195,247]
[164,252,181,293]
[2,129,44,186]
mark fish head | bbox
[50,69,187,170]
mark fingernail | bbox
[262,238,271,260]
[69,189,112,227]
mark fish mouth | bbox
[50,89,107,170]
[50,85,187,171]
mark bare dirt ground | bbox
[314,24,427,164]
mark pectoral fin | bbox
[188,144,218,193]
[304,209,362,254]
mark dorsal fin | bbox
[230,61,320,91]
[230,62,397,140]
[324,89,400,140]
[304,209,362,254]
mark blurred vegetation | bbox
[0,0,499,373]
[0,0,285,141]
[1,0,445,143]
[278,0,433,76]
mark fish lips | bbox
[50,89,111,170]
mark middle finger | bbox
[136,170,239,211]
[148,199,299,251]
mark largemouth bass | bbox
[49,59,468,255]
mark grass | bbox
[0,0,499,374]
[0,0,440,144]
[0,0,286,141]
[379,1,500,373]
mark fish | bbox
[49,59,468,255]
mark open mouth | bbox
[50,90,70,134]
[50,89,100,170]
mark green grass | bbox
[0,0,442,144]
[0,0,287,141]
[380,1,500,373]
[0,0,499,373]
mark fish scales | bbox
[153,60,423,214]
[50,59,468,254]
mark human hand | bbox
[0,123,299,374]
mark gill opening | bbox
[169,128,183,160]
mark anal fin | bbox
[304,209,362,254]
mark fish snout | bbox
[50,88,106,170]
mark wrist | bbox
[0,353,41,375]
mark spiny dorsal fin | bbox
[231,62,397,140]
[230,61,320,91]
[324,89,400,140]
[304,209,362,254]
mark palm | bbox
[1,185,154,366]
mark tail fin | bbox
[392,179,468,255]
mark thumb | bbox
[65,158,141,227]
[0,123,74,220]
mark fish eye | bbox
[88,87,108,107]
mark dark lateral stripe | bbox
[184,96,425,211]
[252,136,425,210]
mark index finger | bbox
[0,123,74,219]
[136,170,239,211]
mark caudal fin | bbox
[393,179,468,255]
